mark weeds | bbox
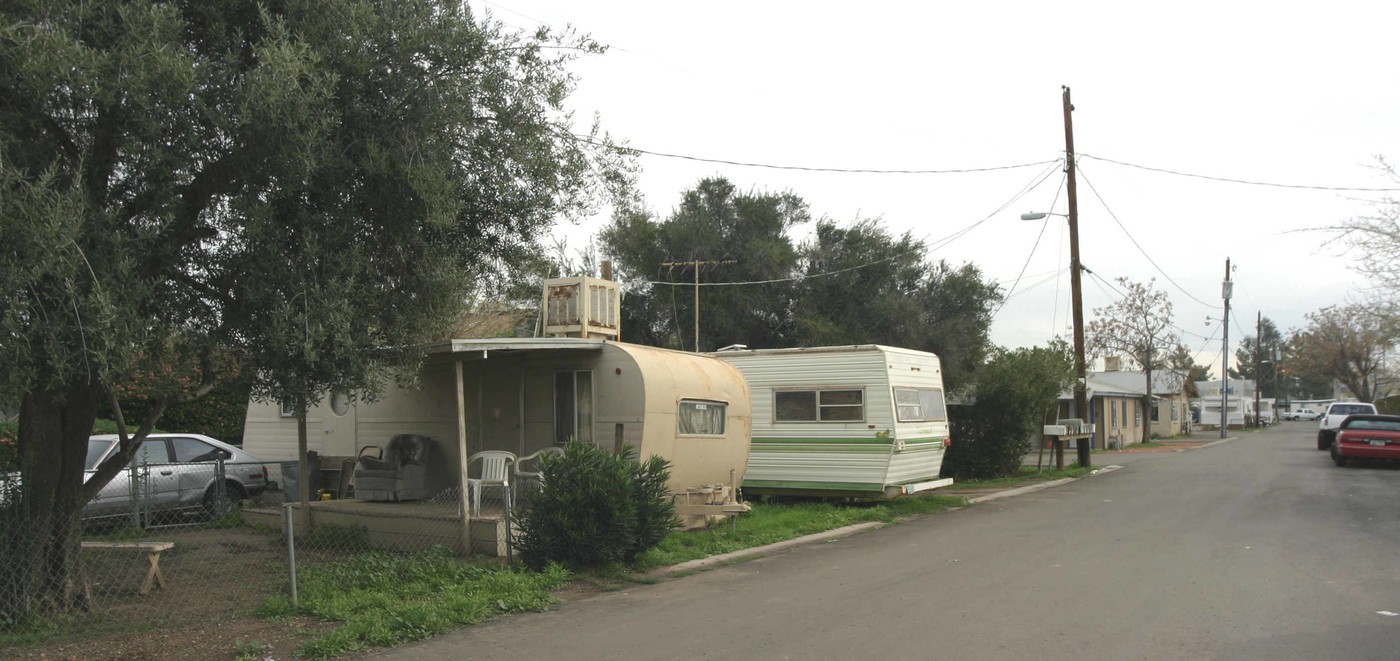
[257,546,570,658]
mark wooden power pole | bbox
[1255,311,1263,426]
[1063,85,1091,469]
[661,258,736,352]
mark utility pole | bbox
[1255,311,1263,427]
[661,258,736,352]
[1063,86,1091,468]
[1220,258,1232,439]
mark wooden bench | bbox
[81,541,175,596]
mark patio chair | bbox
[354,434,434,502]
[513,446,564,498]
[466,451,516,517]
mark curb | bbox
[655,466,1123,576]
[1174,436,1236,451]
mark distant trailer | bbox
[712,345,953,499]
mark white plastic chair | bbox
[466,451,516,517]
[514,446,564,498]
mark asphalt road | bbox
[381,423,1400,660]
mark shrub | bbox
[514,442,676,570]
[942,342,1074,481]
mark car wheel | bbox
[1317,432,1330,451]
[203,482,246,520]
[1331,443,1348,467]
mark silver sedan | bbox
[83,433,271,522]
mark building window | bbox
[1135,402,1141,426]
[774,389,865,422]
[279,401,297,418]
[679,399,726,435]
[894,388,948,422]
[554,370,594,445]
[330,390,351,416]
[1171,403,1179,421]
[1111,400,1118,427]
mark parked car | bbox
[1286,409,1320,421]
[1330,414,1400,466]
[83,433,271,523]
[1316,402,1379,450]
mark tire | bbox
[1331,443,1348,467]
[1317,431,1332,451]
[203,481,246,520]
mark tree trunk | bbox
[3,379,104,620]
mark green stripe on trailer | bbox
[751,436,894,445]
[742,479,886,492]
[901,436,948,445]
[750,444,891,455]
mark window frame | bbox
[771,387,866,423]
[892,387,949,423]
[677,399,728,437]
[553,369,595,446]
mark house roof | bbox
[1059,369,1190,401]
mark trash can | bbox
[280,454,321,503]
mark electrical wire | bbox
[991,173,1067,319]
[1074,160,1221,310]
[1082,268,1213,341]
[568,133,1061,175]
[1078,153,1400,192]
[636,158,1066,288]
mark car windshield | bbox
[1331,404,1373,415]
[85,439,114,470]
[1342,419,1400,431]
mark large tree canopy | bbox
[0,0,625,615]
[1289,304,1399,403]
[599,178,1002,389]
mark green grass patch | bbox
[256,546,570,659]
[950,464,1092,490]
[636,493,963,568]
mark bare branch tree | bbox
[1087,278,1183,443]
[1290,304,1400,403]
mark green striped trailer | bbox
[712,345,953,499]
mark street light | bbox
[1022,208,1089,467]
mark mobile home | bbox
[712,345,952,498]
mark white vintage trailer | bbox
[712,345,953,498]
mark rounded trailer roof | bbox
[611,342,751,404]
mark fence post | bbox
[215,458,226,505]
[284,503,298,608]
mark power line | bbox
[1078,153,1400,192]
[636,159,1066,288]
[568,133,1061,175]
[1082,268,1212,341]
[992,173,1067,319]
[1075,161,1221,310]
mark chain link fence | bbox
[1,460,520,659]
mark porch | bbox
[241,496,512,557]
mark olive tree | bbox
[0,0,627,616]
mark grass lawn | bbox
[637,493,965,568]
[946,464,1093,490]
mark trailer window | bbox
[774,389,864,422]
[894,388,947,422]
[679,400,726,436]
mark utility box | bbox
[541,276,620,340]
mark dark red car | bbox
[1331,414,1400,467]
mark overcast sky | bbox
[471,0,1400,374]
